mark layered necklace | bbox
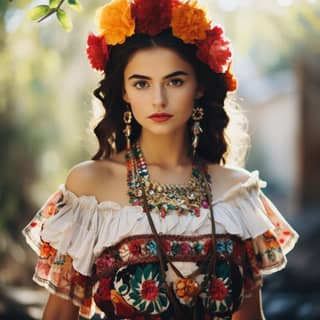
[125,141,217,317]
[126,141,212,218]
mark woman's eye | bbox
[134,81,149,89]
[168,78,184,87]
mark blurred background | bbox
[0,0,319,319]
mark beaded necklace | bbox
[125,141,217,318]
[126,142,211,218]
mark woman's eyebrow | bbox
[128,71,189,80]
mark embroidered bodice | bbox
[23,169,298,319]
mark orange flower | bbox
[224,62,237,92]
[171,1,210,44]
[40,242,56,258]
[96,0,135,45]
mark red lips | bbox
[148,113,173,122]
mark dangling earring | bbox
[191,107,204,157]
[123,105,132,150]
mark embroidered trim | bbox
[94,234,244,279]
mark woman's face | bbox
[123,47,203,137]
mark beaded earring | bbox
[123,106,132,150]
[191,107,204,156]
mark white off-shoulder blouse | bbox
[23,169,299,319]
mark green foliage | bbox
[49,0,61,8]
[56,8,72,31]
[67,0,82,12]
[26,0,81,29]
[27,5,51,21]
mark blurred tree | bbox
[0,0,97,284]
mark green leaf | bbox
[67,0,82,12]
[27,5,51,21]
[49,0,61,9]
[56,8,73,31]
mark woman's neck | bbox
[137,129,192,169]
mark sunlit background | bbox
[0,0,319,319]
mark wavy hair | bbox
[91,29,250,166]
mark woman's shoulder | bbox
[65,155,127,201]
[206,163,253,201]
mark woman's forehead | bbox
[124,47,194,77]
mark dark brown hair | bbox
[92,28,232,164]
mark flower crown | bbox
[86,0,237,92]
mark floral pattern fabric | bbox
[22,169,299,319]
[23,190,95,318]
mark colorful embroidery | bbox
[114,263,170,315]
[201,261,233,315]
[23,184,298,319]
[95,235,242,279]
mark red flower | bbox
[204,239,212,254]
[30,221,37,227]
[86,32,109,71]
[141,280,159,301]
[99,277,112,300]
[245,240,255,259]
[40,242,56,258]
[73,272,89,288]
[162,239,171,252]
[131,0,173,36]
[179,242,192,255]
[232,242,246,261]
[95,254,115,276]
[197,26,232,73]
[128,240,142,255]
[209,278,228,300]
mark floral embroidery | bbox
[96,254,116,278]
[94,277,113,304]
[95,235,244,278]
[110,289,138,318]
[217,239,233,255]
[114,263,170,314]
[128,239,144,255]
[40,242,57,258]
[171,242,180,255]
[146,239,158,255]
[174,277,200,304]
[179,242,192,255]
[201,261,233,315]
[193,241,204,254]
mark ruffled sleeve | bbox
[22,188,97,319]
[213,169,299,294]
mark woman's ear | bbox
[195,86,204,100]
[123,91,129,103]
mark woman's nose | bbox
[152,85,166,108]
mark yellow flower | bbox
[96,0,135,46]
[171,1,210,44]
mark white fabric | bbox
[39,169,276,276]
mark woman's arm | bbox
[232,287,266,320]
[43,294,79,320]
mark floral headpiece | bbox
[86,0,237,92]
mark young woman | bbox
[23,1,298,319]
